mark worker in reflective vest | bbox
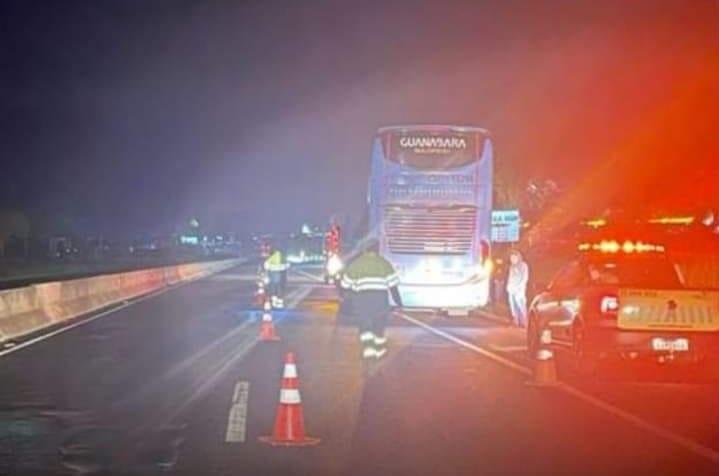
[341,239,402,359]
[264,249,290,308]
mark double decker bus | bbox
[368,125,493,313]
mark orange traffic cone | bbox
[527,329,558,387]
[259,309,280,342]
[259,353,320,446]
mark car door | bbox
[540,260,586,345]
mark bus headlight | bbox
[483,258,494,275]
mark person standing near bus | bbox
[506,249,529,327]
[341,239,402,359]
[264,248,289,308]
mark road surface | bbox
[0,262,717,475]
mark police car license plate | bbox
[651,337,689,352]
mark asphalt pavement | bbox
[0,263,717,475]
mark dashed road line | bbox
[293,268,326,284]
[399,311,719,465]
[225,381,250,443]
[161,284,314,426]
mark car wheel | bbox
[571,322,597,378]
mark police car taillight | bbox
[600,295,619,314]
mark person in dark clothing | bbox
[340,239,402,359]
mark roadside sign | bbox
[492,209,521,243]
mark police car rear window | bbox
[588,260,682,289]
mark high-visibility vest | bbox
[264,251,289,272]
[341,252,399,292]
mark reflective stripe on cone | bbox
[260,352,320,446]
[280,389,301,404]
[283,363,298,379]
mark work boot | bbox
[373,335,388,359]
[362,347,377,359]
[359,332,375,343]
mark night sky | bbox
[1,0,717,237]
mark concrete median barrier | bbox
[0,286,51,341]
[0,258,243,344]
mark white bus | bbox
[368,125,494,314]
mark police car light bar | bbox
[578,240,665,254]
[647,216,695,225]
[581,218,608,229]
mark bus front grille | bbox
[383,206,476,255]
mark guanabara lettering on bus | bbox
[398,136,468,153]
[367,125,494,313]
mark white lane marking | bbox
[225,381,250,443]
[399,313,531,376]
[399,312,719,464]
[293,268,325,284]
[558,382,719,463]
[489,344,528,353]
[474,309,511,325]
[161,329,260,426]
